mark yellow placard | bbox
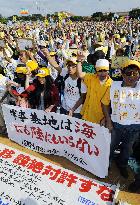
[111,56,129,69]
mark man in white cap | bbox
[77,56,113,130]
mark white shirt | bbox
[48,63,58,80]
[61,68,87,113]
[0,75,9,101]
[110,81,140,125]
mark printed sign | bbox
[110,81,140,125]
[111,56,129,69]
[2,104,111,178]
[0,143,118,205]
[17,38,33,51]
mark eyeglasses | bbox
[124,71,139,77]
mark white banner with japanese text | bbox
[0,143,117,205]
[2,104,111,178]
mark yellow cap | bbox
[114,34,120,39]
[36,68,50,77]
[16,65,27,74]
[66,57,77,65]
[122,60,140,70]
[96,42,104,46]
[121,37,126,43]
[50,51,56,56]
[0,32,4,39]
[95,46,108,55]
[26,60,38,72]
[0,74,4,79]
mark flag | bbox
[44,18,49,26]
[13,16,17,22]
[20,8,29,15]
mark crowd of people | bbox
[0,17,140,192]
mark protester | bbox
[109,60,140,178]
[29,68,59,112]
[77,56,113,129]
[41,48,87,118]
[0,74,19,134]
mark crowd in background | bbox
[0,17,140,192]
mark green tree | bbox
[70,16,84,22]
[91,12,103,21]
[106,12,115,21]
[0,15,8,24]
[129,9,140,19]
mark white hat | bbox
[95,59,109,72]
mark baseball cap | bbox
[36,68,50,78]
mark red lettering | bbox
[56,171,78,187]
[27,159,44,173]
[14,125,24,133]
[96,185,115,202]
[42,165,61,180]
[13,154,31,166]
[0,149,15,159]
[76,138,93,155]
[79,179,96,192]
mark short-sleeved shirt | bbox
[81,73,112,124]
[61,68,87,113]
[110,81,140,125]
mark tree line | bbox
[0,8,139,23]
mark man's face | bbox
[19,51,27,63]
[67,62,77,75]
[122,67,140,87]
[97,70,109,81]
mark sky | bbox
[0,0,139,17]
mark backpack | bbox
[55,74,81,105]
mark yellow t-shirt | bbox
[81,74,113,124]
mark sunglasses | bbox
[124,71,139,77]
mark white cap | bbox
[95,59,109,72]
